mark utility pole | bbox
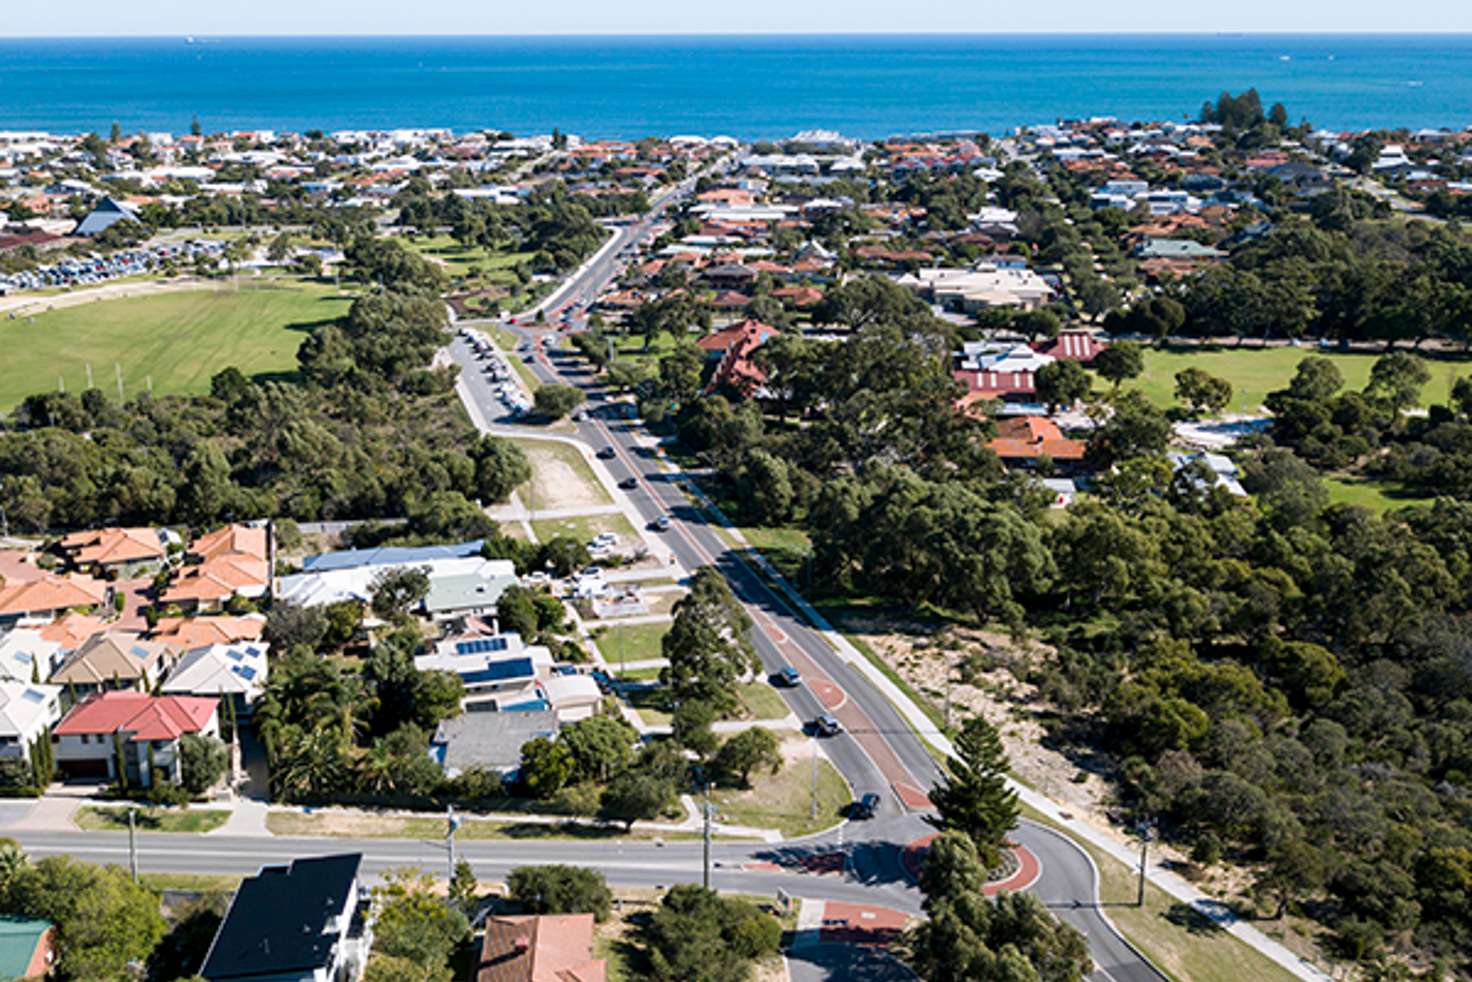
[702,783,713,890]
[447,805,461,887]
[127,807,138,883]
[1136,818,1154,907]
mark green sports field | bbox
[1119,345,1469,414]
[0,280,353,409]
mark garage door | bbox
[58,758,109,779]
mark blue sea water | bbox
[0,34,1469,139]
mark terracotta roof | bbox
[0,574,109,618]
[59,527,167,567]
[988,416,1087,461]
[161,554,268,603]
[54,691,216,742]
[190,524,267,563]
[148,616,265,647]
[694,319,779,354]
[477,914,604,982]
[37,613,108,651]
[0,550,47,586]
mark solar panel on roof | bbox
[234,666,257,681]
[226,649,244,661]
[130,645,151,658]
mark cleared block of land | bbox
[596,621,672,666]
[1123,346,1466,414]
[709,740,850,839]
[530,511,638,546]
[510,438,613,509]
[74,805,229,833]
[0,280,352,409]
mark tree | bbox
[369,566,431,623]
[518,736,573,798]
[506,865,613,921]
[640,885,781,982]
[600,771,676,830]
[371,868,469,982]
[670,699,719,759]
[713,727,782,788]
[448,859,478,914]
[471,436,531,503]
[533,384,585,420]
[661,568,758,715]
[1093,341,1145,391]
[560,714,638,784]
[927,715,1020,870]
[1034,359,1091,412]
[1256,839,1326,918]
[1086,390,1171,467]
[1366,351,1431,415]
[1173,367,1234,416]
[263,602,329,651]
[178,733,228,794]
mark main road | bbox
[448,176,1164,982]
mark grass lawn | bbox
[1019,803,1302,982]
[0,279,352,409]
[596,621,672,666]
[405,235,534,288]
[141,872,243,893]
[530,511,638,547]
[1323,475,1436,513]
[75,806,230,833]
[737,682,794,721]
[737,526,814,584]
[623,685,674,726]
[510,438,613,510]
[265,811,705,842]
[709,751,850,838]
[1120,345,1467,415]
[613,664,664,682]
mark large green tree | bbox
[927,715,1020,870]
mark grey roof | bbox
[75,197,139,237]
[1134,238,1226,259]
[431,709,558,774]
[302,539,485,573]
[423,571,516,614]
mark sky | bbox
[9,1,1472,36]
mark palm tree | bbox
[0,842,28,894]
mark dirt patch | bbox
[834,612,1115,827]
[515,440,612,510]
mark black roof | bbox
[201,853,362,980]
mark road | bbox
[448,174,1164,981]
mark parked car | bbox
[596,446,617,459]
[813,713,842,737]
[850,793,881,820]
[649,515,672,532]
[618,476,639,490]
[775,666,802,687]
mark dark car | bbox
[618,477,639,490]
[596,446,617,459]
[775,666,802,687]
[851,793,881,819]
[813,713,842,737]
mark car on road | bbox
[596,446,617,459]
[578,566,603,580]
[813,713,842,737]
[850,793,881,820]
[775,666,802,687]
[648,515,672,532]
[617,476,639,490]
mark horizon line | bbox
[7,30,1472,39]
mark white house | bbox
[0,629,61,683]
[0,680,63,763]
[161,642,270,712]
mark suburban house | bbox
[52,691,219,784]
[1168,451,1248,497]
[987,417,1088,469]
[278,557,517,624]
[36,613,108,653]
[0,917,54,981]
[430,709,559,778]
[897,264,1055,311]
[0,679,63,763]
[58,526,178,575]
[423,564,520,623]
[0,573,111,627]
[148,615,266,648]
[49,632,175,697]
[161,524,270,613]
[201,854,374,982]
[161,641,270,715]
[0,628,61,683]
[476,914,605,982]
[417,632,600,721]
[74,196,140,237]
[695,319,780,398]
[300,540,487,574]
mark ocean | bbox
[1,34,1469,140]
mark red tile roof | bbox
[55,691,217,742]
[988,416,1086,461]
[1033,330,1109,364]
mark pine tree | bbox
[926,714,1019,870]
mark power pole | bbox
[702,783,713,891]
[128,807,138,883]
[447,805,461,887]
[1136,818,1154,907]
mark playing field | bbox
[1121,345,1469,414]
[0,280,353,409]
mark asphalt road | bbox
[450,216,1164,981]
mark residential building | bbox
[49,632,175,696]
[74,196,139,236]
[278,558,517,621]
[147,615,266,648]
[476,913,605,982]
[695,319,780,398]
[417,633,553,712]
[430,709,558,777]
[58,526,177,575]
[423,566,519,623]
[201,854,373,982]
[0,917,54,980]
[0,679,63,763]
[52,691,218,784]
[36,613,107,652]
[161,641,270,713]
[301,540,487,573]
[0,573,111,627]
[957,341,1055,375]
[987,417,1087,467]
[0,628,61,683]
[898,264,1055,312]
[161,524,270,612]
[1169,451,1248,497]
[1033,330,1109,364]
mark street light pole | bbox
[702,783,713,891]
[1136,818,1155,908]
[128,807,138,883]
[447,805,461,889]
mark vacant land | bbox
[1122,345,1466,414]
[75,806,230,833]
[511,438,613,509]
[264,810,706,841]
[530,511,638,546]
[736,682,794,721]
[596,621,672,666]
[0,279,352,409]
[709,741,849,838]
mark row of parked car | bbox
[459,328,532,417]
[0,239,225,295]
